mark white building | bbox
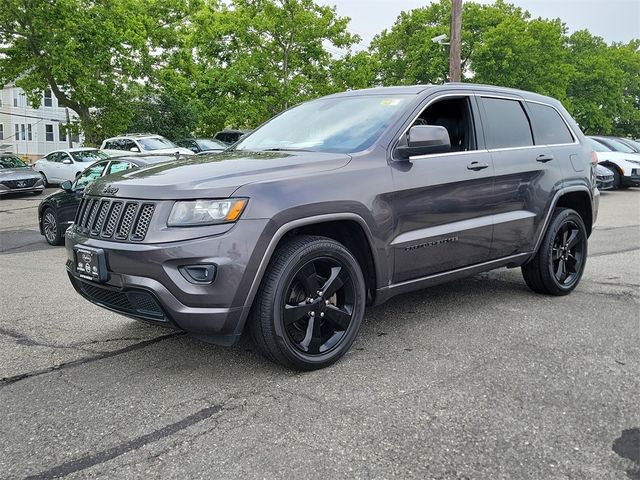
[0,85,83,161]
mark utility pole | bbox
[449,0,462,82]
[65,108,73,148]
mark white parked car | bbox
[588,138,640,189]
[33,148,110,186]
[100,134,194,157]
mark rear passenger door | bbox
[477,94,563,258]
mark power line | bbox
[0,110,64,122]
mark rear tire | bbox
[522,208,587,296]
[250,235,366,370]
[612,169,628,189]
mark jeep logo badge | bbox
[102,185,119,195]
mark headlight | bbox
[168,199,247,226]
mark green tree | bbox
[187,0,360,132]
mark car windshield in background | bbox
[138,137,177,151]
[601,138,635,153]
[198,139,227,150]
[234,95,412,153]
[588,138,611,152]
[71,150,109,162]
[0,156,27,168]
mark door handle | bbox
[467,161,489,171]
[536,154,554,163]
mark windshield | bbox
[235,95,412,153]
[602,138,635,153]
[588,138,611,152]
[138,137,177,151]
[71,150,109,162]
[0,156,27,168]
[198,139,227,150]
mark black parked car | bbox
[0,154,45,196]
[175,138,228,154]
[38,155,173,245]
[213,129,251,145]
[614,137,640,153]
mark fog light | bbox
[179,264,217,284]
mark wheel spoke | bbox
[320,266,343,298]
[295,262,318,296]
[555,258,566,282]
[566,228,580,249]
[566,254,578,273]
[561,227,569,245]
[552,247,562,261]
[283,303,313,325]
[323,305,351,331]
[301,315,323,354]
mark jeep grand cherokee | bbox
[66,84,599,370]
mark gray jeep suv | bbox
[66,84,599,370]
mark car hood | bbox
[86,150,352,199]
[0,168,41,180]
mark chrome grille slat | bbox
[92,200,111,235]
[102,201,123,238]
[132,204,155,241]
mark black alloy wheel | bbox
[550,219,584,288]
[250,235,366,370]
[522,208,588,296]
[282,257,356,355]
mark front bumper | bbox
[626,169,640,187]
[65,218,273,345]
[596,176,614,191]
[0,183,45,195]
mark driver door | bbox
[58,161,109,225]
[58,152,76,181]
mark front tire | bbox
[522,208,587,296]
[39,172,49,187]
[42,208,63,246]
[250,235,366,370]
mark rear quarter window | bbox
[481,97,533,149]
[527,102,574,145]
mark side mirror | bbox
[61,180,73,191]
[396,125,451,159]
[190,147,199,153]
[130,146,140,152]
[62,158,73,165]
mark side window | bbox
[122,140,138,151]
[527,102,574,145]
[74,162,108,189]
[481,97,533,149]
[104,141,116,150]
[106,161,133,175]
[410,96,477,152]
[45,153,58,162]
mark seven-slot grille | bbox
[74,197,155,241]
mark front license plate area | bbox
[74,246,108,282]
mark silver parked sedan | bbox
[0,154,45,196]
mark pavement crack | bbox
[23,404,223,480]
[591,247,640,257]
[0,332,185,388]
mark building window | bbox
[44,89,53,107]
[59,125,67,142]
[71,131,80,143]
[15,124,19,140]
[20,124,25,140]
[13,92,18,107]
[0,125,4,140]
[45,124,54,141]
[27,124,32,141]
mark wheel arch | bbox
[530,186,594,261]
[237,213,380,334]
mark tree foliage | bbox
[1,0,638,140]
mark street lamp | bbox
[431,34,450,46]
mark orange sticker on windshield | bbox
[380,99,402,106]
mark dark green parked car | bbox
[38,155,173,245]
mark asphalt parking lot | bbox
[1,187,638,480]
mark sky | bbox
[316,0,640,51]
